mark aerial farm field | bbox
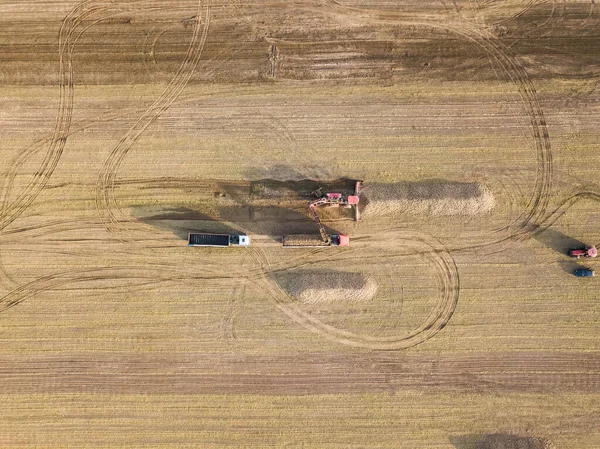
[0,0,599,447]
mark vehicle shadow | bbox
[558,260,590,276]
[219,204,345,237]
[448,434,482,449]
[534,227,585,257]
[132,206,243,240]
[131,205,345,241]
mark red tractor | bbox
[569,245,597,259]
[306,182,361,247]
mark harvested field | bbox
[278,271,378,304]
[1,0,600,448]
[361,181,496,217]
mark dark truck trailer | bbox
[188,233,250,247]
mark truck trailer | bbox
[282,234,349,247]
[188,233,250,247]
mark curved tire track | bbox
[0,1,185,229]
[530,190,600,235]
[0,263,238,315]
[0,1,99,230]
[0,1,197,290]
[314,2,553,249]
[429,22,553,248]
[96,0,212,235]
[264,1,553,348]
[0,1,205,232]
[256,231,459,350]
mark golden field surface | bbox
[0,0,599,447]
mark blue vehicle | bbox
[574,268,594,277]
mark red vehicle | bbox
[299,182,360,247]
[569,246,597,259]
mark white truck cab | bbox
[237,235,251,246]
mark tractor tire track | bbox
[0,0,105,289]
[0,217,106,287]
[0,267,166,314]
[577,0,596,29]
[256,231,459,350]
[314,1,553,250]
[489,0,537,26]
[0,105,146,222]
[0,1,97,230]
[422,22,553,249]
[403,21,552,246]
[0,1,181,228]
[0,263,240,315]
[0,0,204,231]
[221,284,244,341]
[529,190,600,235]
[95,0,211,235]
[0,1,197,290]
[0,8,174,227]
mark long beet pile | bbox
[362,181,495,216]
[279,271,378,304]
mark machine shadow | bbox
[133,206,244,240]
[219,204,345,237]
[130,176,360,241]
[534,227,585,256]
[558,260,589,276]
[448,434,483,449]
[132,205,345,242]
[449,433,554,449]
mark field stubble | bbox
[0,0,599,447]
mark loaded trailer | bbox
[282,234,349,247]
[300,184,360,247]
[188,233,250,247]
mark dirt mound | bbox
[477,434,556,449]
[279,271,378,304]
[361,181,495,216]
